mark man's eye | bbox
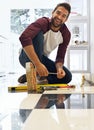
[56,11,60,15]
[62,15,67,18]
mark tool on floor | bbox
[8,84,75,93]
[8,62,75,93]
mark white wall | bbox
[90,0,94,74]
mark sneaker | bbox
[18,74,48,84]
[18,74,26,83]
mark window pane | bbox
[70,50,87,71]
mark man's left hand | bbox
[57,67,66,79]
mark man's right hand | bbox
[23,45,49,77]
[36,63,49,77]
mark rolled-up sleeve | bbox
[19,17,49,47]
[55,26,71,64]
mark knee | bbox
[65,72,72,84]
[68,72,72,83]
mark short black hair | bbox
[53,2,71,15]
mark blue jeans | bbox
[19,31,72,84]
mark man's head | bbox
[51,2,71,30]
[53,2,71,17]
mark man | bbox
[18,2,72,108]
[18,2,72,83]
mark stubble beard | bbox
[51,18,62,28]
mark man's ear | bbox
[52,11,54,15]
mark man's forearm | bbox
[23,45,41,67]
[56,62,63,70]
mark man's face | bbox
[51,6,69,28]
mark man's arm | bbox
[56,62,65,79]
[23,45,49,76]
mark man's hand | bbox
[56,62,66,79]
[57,67,66,79]
[36,63,49,77]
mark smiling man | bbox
[18,2,72,108]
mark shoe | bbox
[18,74,26,83]
[18,74,48,84]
